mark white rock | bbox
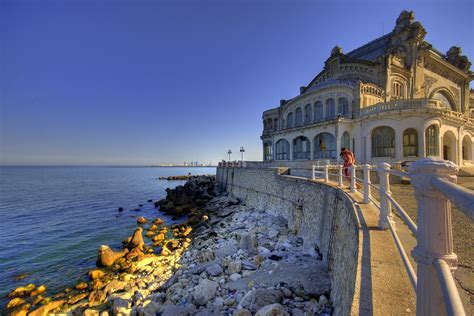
[255,303,289,316]
[257,246,270,254]
[229,273,242,282]
[227,260,242,274]
[193,279,218,306]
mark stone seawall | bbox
[216,167,360,316]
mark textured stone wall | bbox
[217,167,359,316]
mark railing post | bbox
[363,164,371,204]
[409,158,460,316]
[377,162,394,230]
[312,165,316,180]
[350,165,356,192]
[338,165,343,186]
[324,165,329,183]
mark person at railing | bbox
[340,147,361,189]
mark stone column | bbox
[363,164,372,204]
[420,127,426,158]
[377,162,394,230]
[409,158,459,316]
[335,121,341,163]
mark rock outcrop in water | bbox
[97,246,129,267]
[154,175,217,218]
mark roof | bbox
[346,32,393,62]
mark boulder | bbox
[30,285,46,297]
[88,269,105,280]
[127,227,145,251]
[28,299,65,316]
[68,292,88,304]
[152,233,165,242]
[206,263,223,276]
[153,218,165,225]
[97,245,129,267]
[75,282,88,290]
[137,216,147,224]
[103,280,128,295]
[7,297,25,309]
[193,279,218,306]
[8,284,35,298]
[227,260,242,274]
[161,304,189,316]
[255,304,289,316]
[239,289,284,312]
[10,303,30,316]
[234,309,252,316]
[239,233,257,254]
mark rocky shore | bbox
[6,176,333,315]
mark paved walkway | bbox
[312,178,417,315]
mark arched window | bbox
[263,142,273,161]
[372,126,395,157]
[425,125,439,157]
[462,135,472,161]
[267,119,272,130]
[295,108,303,126]
[275,139,290,160]
[274,118,278,131]
[432,91,455,111]
[293,136,310,160]
[326,99,335,119]
[314,101,323,122]
[314,133,336,159]
[403,128,418,157]
[341,132,350,150]
[304,104,312,124]
[392,80,405,99]
[338,98,350,118]
[286,112,294,129]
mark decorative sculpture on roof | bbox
[394,10,414,33]
[445,46,471,72]
[331,46,343,56]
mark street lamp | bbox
[240,146,245,161]
[227,149,232,161]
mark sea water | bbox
[0,166,215,309]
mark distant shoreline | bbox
[0,165,218,168]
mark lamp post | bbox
[227,149,232,161]
[240,146,245,161]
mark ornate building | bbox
[261,11,474,167]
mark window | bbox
[326,99,335,119]
[274,118,278,131]
[314,102,323,122]
[263,143,273,161]
[293,136,310,160]
[338,98,350,117]
[432,91,455,111]
[392,80,404,99]
[286,112,294,128]
[275,139,290,160]
[314,133,336,159]
[341,132,350,150]
[403,129,418,157]
[295,108,303,126]
[304,104,312,124]
[372,126,395,157]
[425,125,439,157]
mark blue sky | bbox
[1,0,473,165]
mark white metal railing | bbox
[220,159,472,315]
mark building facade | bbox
[261,11,474,167]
